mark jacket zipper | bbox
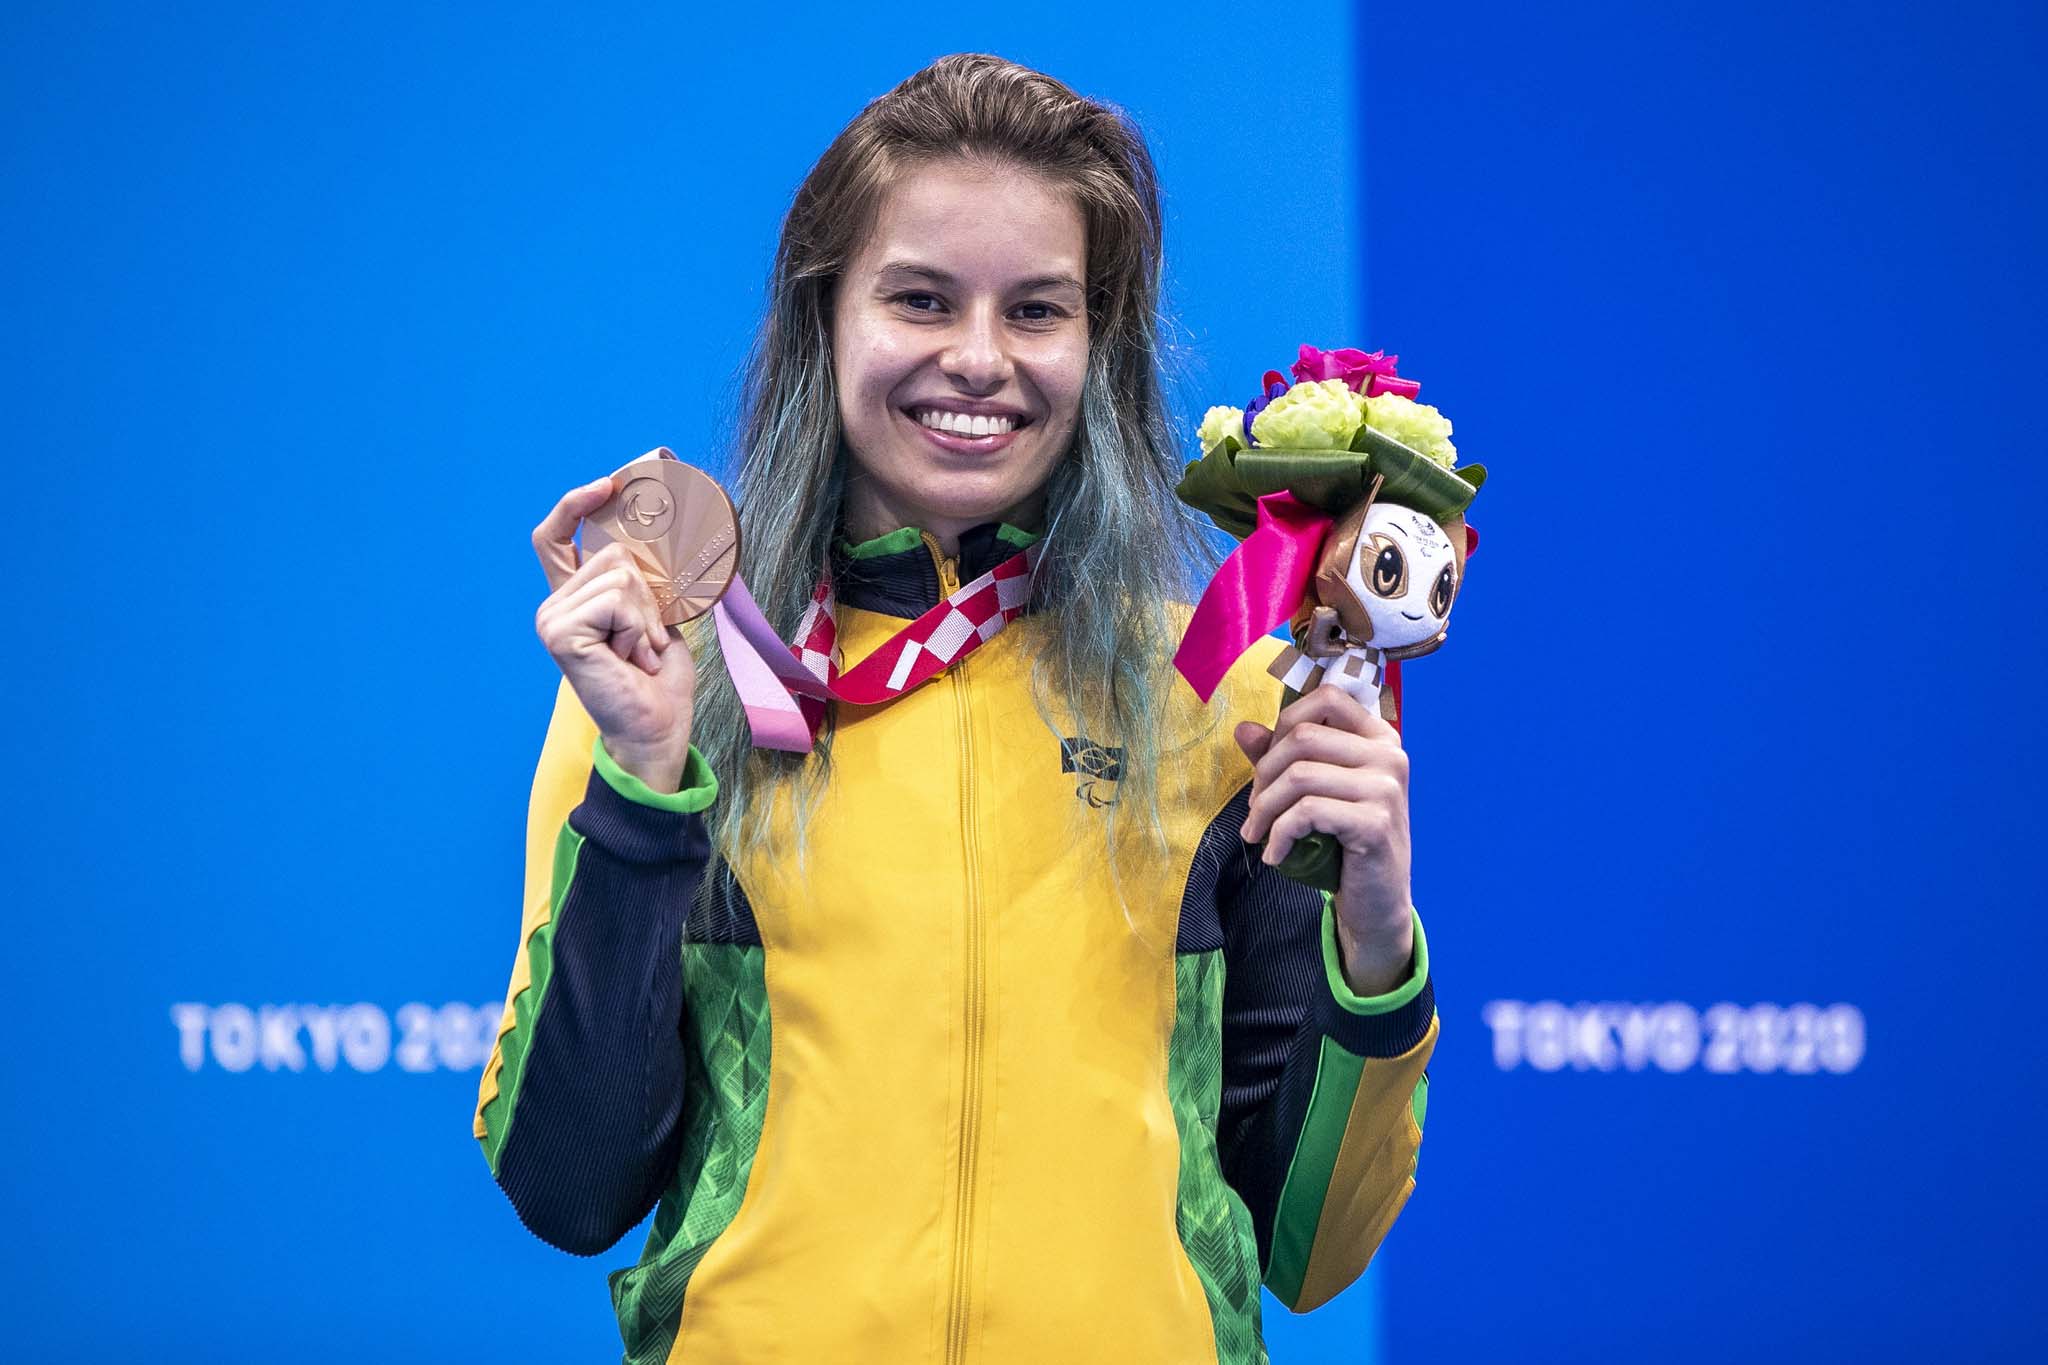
[926,533,985,1365]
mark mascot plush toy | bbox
[1173,344,1486,890]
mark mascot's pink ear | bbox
[1462,522,1480,560]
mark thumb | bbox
[1234,720,1274,765]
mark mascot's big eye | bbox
[1366,534,1407,598]
[1430,562,1456,618]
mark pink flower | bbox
[1289,344,1421,400]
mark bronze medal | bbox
[580,448,739,625]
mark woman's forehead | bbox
[855,158,1085,284]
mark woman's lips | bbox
[900,407,1028,455]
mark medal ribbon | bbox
[712,543,1040,752]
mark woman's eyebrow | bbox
[875,261,1084,296]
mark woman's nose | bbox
[939,306,1014,393]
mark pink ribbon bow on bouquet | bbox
[1172,494,1481,713]
[1172,492,1335,703]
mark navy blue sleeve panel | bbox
[492,765,708,1257]
[1183,781,1436,1272]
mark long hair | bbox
[691,52,1213,873]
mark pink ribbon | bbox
[1174,492,1333,703]
[708,544,1038,752]
[710,576,831,753]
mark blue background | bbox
[4,2,2042,1360]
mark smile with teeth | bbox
[912,407,1024,438]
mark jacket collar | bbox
[831,522,1040,620]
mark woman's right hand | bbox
[532,476,699,794]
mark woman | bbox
[474,53,1436,1365]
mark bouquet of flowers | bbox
[1173,345,1486,888]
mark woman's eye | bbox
[1429,561,1456,617]
[1012,302,1059,323]
[1367,534,1407,598]
[894,292,945,313]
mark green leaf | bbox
[1237,448,1371,516]
[1176,435,1481,537]
[1174,441,1258,539]
[1354,430,1478,521]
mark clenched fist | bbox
[532,476,698,794]
[1234,685,1417,996]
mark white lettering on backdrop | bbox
[1480,1001,1866,1075]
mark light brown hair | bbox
[692,53,1211,865]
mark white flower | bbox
[1362,393,1457,467]
[1249,380,1367,449]
[1196,404,1245,453]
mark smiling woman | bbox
[834,168,1088,547]
[477,51,1441,1365]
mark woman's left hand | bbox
[1235,685,1417,997]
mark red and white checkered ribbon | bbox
[711,543,1040,751]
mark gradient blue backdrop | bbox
[4,2,2042,1361]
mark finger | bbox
[1233,720,1274,766]
[559,559,664,659]
[1244,759,1379,840]
[1266,793,1382,866]
[537,569,632,654]
[628,633,663,675]
[550,579,657,669]
[532,475,619,591]
[1256,720,1381,780]
[1242,761,1391,843]
[544,565,642,625]
[607,628,635,665]
[595,593,662,671]
[597,594,644,663]
[542,541,640,607]
[1275,682,1396,744]
[613,567,674,668]
[1254,723,1405,804]
[617,562,671,661]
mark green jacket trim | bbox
[1320,896,1430,1016]
[476,824,584,1175]
[592,738,719,814]
[838,522,1042,559]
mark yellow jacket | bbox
[475,523,1437,1364]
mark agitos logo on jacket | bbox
[473,523,1437,1364]
[1060,736,1124,807]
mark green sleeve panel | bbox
[1265,1036,1368,1308]
[1262,903,1438,1313]
[477,823,585,1175]
[1168,950,1269,1365]
[608,942,774,1365]
[475,730,718,1254]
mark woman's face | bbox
[832,156,1088,551]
